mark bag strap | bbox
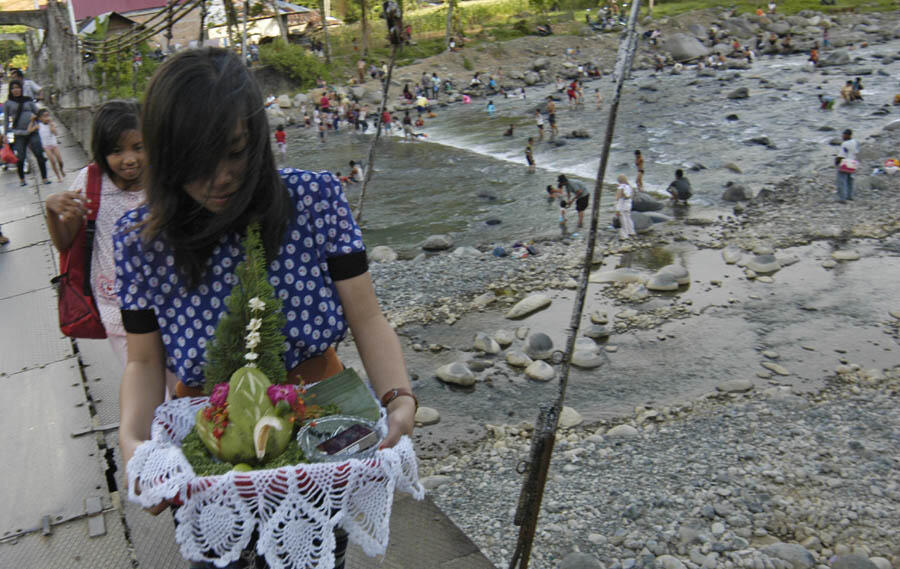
[82,164,102,296]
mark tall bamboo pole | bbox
[507,2,643,568]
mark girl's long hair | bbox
[140,47,290,288]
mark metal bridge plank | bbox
[0,241,57,300]
[78,338,124,426]
[0,510,131,569]
[0,359,107,534]
[0,287,73,373]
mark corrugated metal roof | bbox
[71,0,187,21]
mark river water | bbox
[285,39,900,256]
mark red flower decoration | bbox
[267,384,298,407]
[210,383,230,407]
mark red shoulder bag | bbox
[53,163,107,339]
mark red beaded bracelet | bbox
[380,387,418,411]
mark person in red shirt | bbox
[274,124,286,159]
[319,92,330,111]
[381,109,392,133]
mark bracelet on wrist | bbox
[380,387,418,411]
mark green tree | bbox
[203,222,287,393]
[258,39,330,89]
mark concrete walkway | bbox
[0,115,494,568]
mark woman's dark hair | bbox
[140,47,290,288]
[7,79,23,99]
[91,100,140,180]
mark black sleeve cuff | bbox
[121,309,160,334]
[327,250,369,281]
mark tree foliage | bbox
[258,39,330,89]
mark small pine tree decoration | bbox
[203,221,287,393]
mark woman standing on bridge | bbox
[3,79,49,186]
[114,47,416,569]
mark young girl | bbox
[37,109,65,182]
[44,101,179,395]
[114,48,415,568]
[615,174,636,239]
[273,124,286,159]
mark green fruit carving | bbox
[195,367,293,465]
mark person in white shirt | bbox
[615,174,636,239]
[835,128,859,202]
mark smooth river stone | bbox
[606,424,639,439]
[492,329,515,347]
[571,350,604,369]
[761,361,790,376]
[891,310,900,320]
[584,325,610,340]
[505,350,533,368]
[574,337,599,353]
[647,271,680,291]
[473,332,501,354]
[832,250,861,261]
[590,310,609,324]
[524,332,554,360]
[658,264,690,285]
[745,254,781,274]
[506,294,552,319]
[435,362,476,386]
[525,360,555,381]
[716,379,754,393]
[589,268,647,284]
[558,406,584,429]
[722,247,742,264]
[822,260,838,269]
[757,276,775,283]
[415,406,440,425]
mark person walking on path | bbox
[45,100,176,396]
[37,108,65,182]
[835,128,858,203]
[616,174,636,239]
[558,174,589,228]
[114,48,415,568]
[3,79,49,186]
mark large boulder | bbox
[422,234,454,251]
[664,33,710,62]
[630,211,654,233]
[722,184,749,201]
[523,71,540,85]
[276,94,292,108]
[632,192,663,212]
[369,245,398,263]
[725,17,758,38]
[350,85,368,100]
[821,49,850,66]
[646,271,679,291]
[292,93,308,107]
[658,264,690,285]
[532,57,550,71]
[435,362,476,386]
[524,332,554,360]
[765,21,791,35]
[506,294,552,319]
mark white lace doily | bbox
[127,397,424,569]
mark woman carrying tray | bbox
[114,48,416,568]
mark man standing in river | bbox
[835,128,858,203]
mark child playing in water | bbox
[487,100,495,117]
[37,108,65,182]
[274,124,287,159]
[525,138,535,174]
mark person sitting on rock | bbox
[781,34,792,52]
[768,32,778,48]
[666,169,692,205]
[809,44,819,65]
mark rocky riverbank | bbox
[419,365,900,569]
[324,10,900,569]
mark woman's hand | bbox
[380,397,415,449]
